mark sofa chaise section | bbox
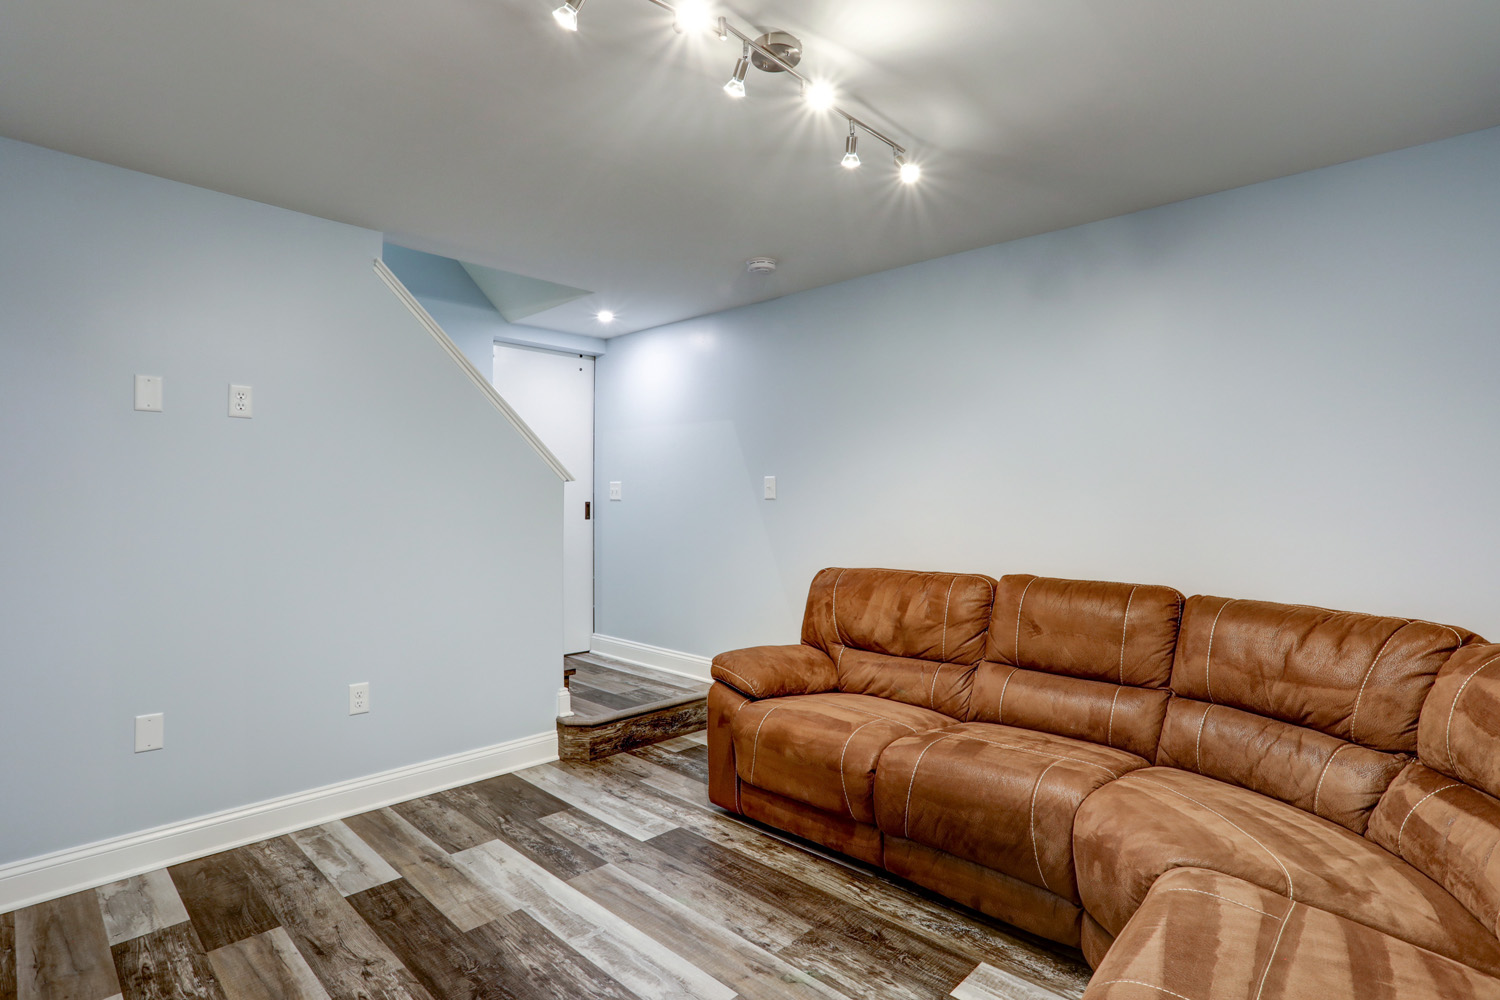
[1082,867,1500,1000]
[1072,596,1498,972]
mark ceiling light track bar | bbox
[713,20,906,157]
[561,0,917,175]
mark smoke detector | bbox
[746,257,778,275]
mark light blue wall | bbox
[0,138,561,865]
[595,126,1500,655]
[381,244,607,367]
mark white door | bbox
[492,344,594,654]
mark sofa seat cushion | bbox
[1073,767,1500,975]
[1082,868,1500,1000]
[731,692,957,824]
[873,723,1150,902]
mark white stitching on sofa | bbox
[902,734,958,838]
[747,704,780,783]
[940,576,957,663]
[995,665,1019,723]
[1029,759,1064,893]
[1253,901,1295,1000]
[1349,627,1404,745]
[1310,743,1352,817]
[1092,981,1196,1000]
[928,662,947,710]
[1138,777,1296,900]
[1159,886,1286,920]
[714,667,762,699]
[1107,687,1123,750]
[1445,653,1500,777]
[1193,703,1212,774]
[1410,619,1464,650]
[837,720,879,818]
[1014,577,1038,665]
[835,643,846,673]
[1120,585,1139,684]
[1395,781,1462,856]
[831,568,849,647]
[1204,599,1234,704]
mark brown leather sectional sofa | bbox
[706,568,1500,999]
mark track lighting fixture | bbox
[551,0,921,184]
[724,45,749,99]
[841,124,861,169]
[896,153,921,185]
[552,0,584,32]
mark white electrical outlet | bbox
[229,384,253,418]
[764,476,777,500]
[349,682,370,715]
[134,375,164,412]
[135,713,164,752]
[609,481,622,501]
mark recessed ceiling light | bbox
[597,309,616,324]
[803,81,836,111]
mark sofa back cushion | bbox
[1159,596,1475,833]
[968,576,1184,758]
[1366,643,1500,937]
[800,567,996,718]
[1416,641,1500,793]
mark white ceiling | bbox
[2,1,1498,336]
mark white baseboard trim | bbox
[591,634,713,682]
[0,729,558,913]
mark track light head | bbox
[842,125,861,169]
[552,0,583,31]
[803,81,836,112]
[673,0,714,35]
[724,48,750,98]
[895,153,921,184]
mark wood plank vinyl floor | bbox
[2,743,1091,1000]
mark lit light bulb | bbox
[673,0,714,34]
[896,154,921,184]
[724,52,749,98]
[552,1,581,31]
[842,127,861,169]
[803,81,836,111]
[597,310,616,324]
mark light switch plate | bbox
[229,384,253,418]
[609,482,622,501]
[135,713,164,752]
[764,476,777,500]
[134,375,163,412]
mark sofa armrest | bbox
[711,644,838,700]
